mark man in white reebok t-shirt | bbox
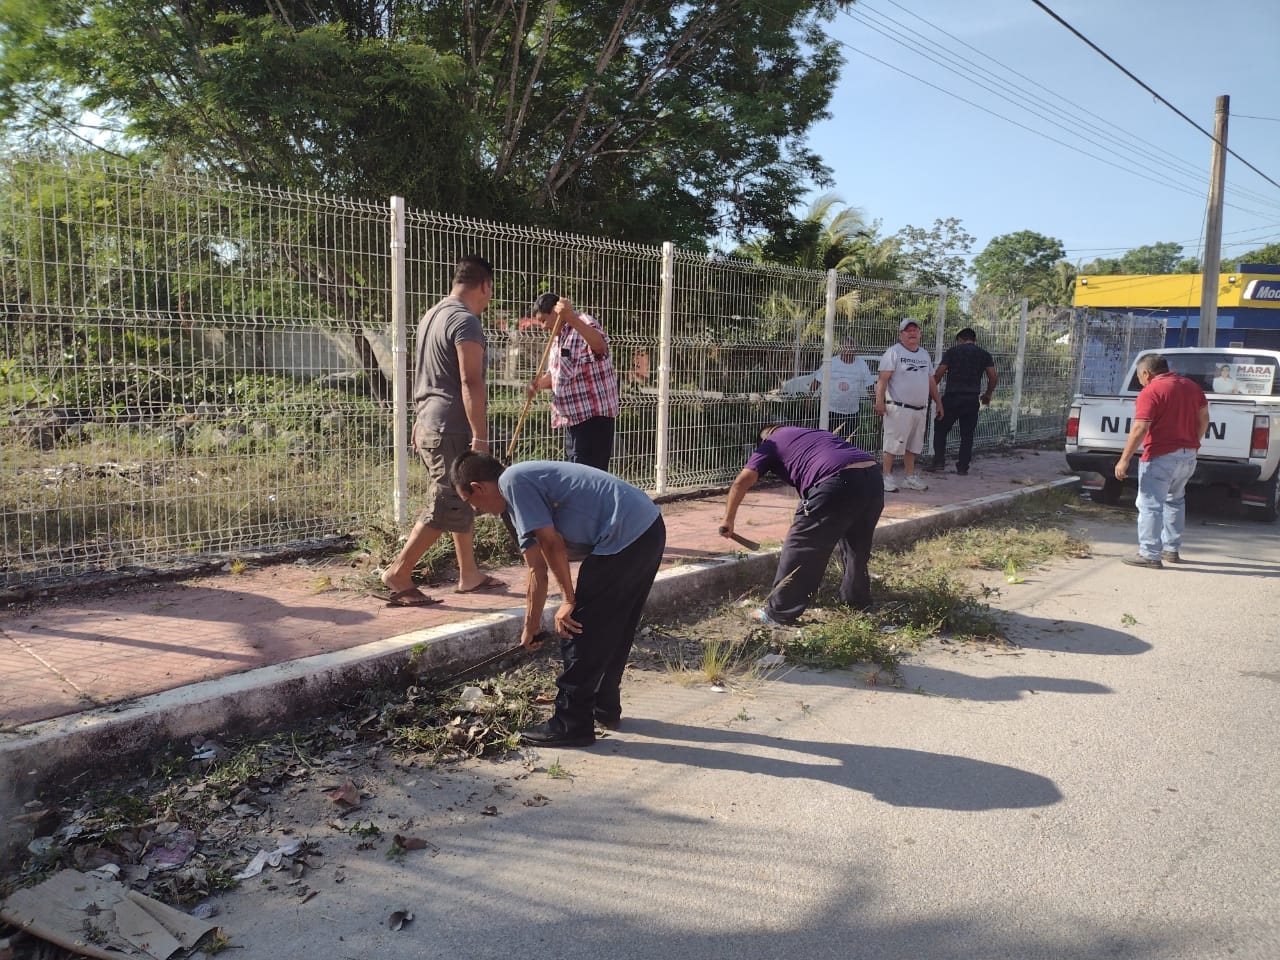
[874,319,943,492]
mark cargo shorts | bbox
[414,425,474,534]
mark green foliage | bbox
[895,217,975,291]
[0,0,861,246]
[971,230,1067,302]
[1233,241,1280,268]
[874,567,1003,639]
[777,616,902,672]
[735,195,904,283]
[1082,241,1198,277]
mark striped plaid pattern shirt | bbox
[548,314,620,428]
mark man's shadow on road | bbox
[616,718,1063,812]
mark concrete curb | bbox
[0,476,1078,863]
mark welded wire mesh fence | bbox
[1,156,394,585]
[1068,308,1168,396]
[954,295,1081,453]
[3,155,1101,584]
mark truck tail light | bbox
[1251,415,1270,458]
[1066,407,1080,441]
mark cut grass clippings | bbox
[649,487,1093,690]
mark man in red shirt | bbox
[1114,354,1209,568]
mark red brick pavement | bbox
[0,450,1070,729]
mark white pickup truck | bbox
[1065,347,1280,521]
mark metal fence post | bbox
[1009,297,1029,437]
[655,241,675,495]
[1122,312,1135,390]
[1071,308,1085,396]
[926,285,948,452]
[390,196,408,525]
[818,270,837,430]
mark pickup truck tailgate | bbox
[1072,397,1255,459]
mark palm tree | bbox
[1033,260,1077,308]
[733,193,901,281]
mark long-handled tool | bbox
[506,305,564,461]
[438,632,554,686]
[718,526,761,551]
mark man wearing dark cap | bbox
[525,294,620,471]
[930,327,998,476]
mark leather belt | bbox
[887,400,924,410]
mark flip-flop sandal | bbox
[454,575,506,594]
[385,587,442,608]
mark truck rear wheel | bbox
[1091,476,1123,506]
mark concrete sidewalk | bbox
[0,449,1076,835]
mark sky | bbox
[804,0,1280,272]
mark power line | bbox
[840,40,1277,220]
[846,5,1212,198]
[1028,0,1280,194]
[865,0,1280,213]
[1064,222,1280,255]
[1235,114,1280,123]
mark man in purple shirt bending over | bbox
[721,425,885,625]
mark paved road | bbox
[118,504,1280,959]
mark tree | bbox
[738,192,868,271]
[0,0,859,247]
[1033,259,1077,308]
[734,194,902,282]
[971,230,1066,301]
[835,222,902,282]
[1081,243,1199,276]
[894,217,974,291]
[1079,256,1122,276]
[1118,242,1189,274]
[1233,242,1280,268]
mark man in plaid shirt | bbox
[526,293,620,471]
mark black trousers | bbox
[766,466,884,624]
[554,515,665,731]
[566,415,616,472]
[933,394,981,471]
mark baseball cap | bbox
[532,291,559,315]
[898,318,920,332]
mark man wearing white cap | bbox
[874,319,943,492]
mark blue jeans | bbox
[1135,448,1197,560]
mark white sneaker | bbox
[882,474,898,492]
[902,474,928,491]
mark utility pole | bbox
[1199,94,1229,347]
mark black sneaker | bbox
[1161,550,1181,563]
[1121,554,1163,569]
[924,460,944,472]
[955,466,969,476]
[520,720,596,747]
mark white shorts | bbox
[882,404,927,455]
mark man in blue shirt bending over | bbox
[452,452,666,747]
[721,425,884,626]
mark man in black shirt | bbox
[929,328,997,475]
